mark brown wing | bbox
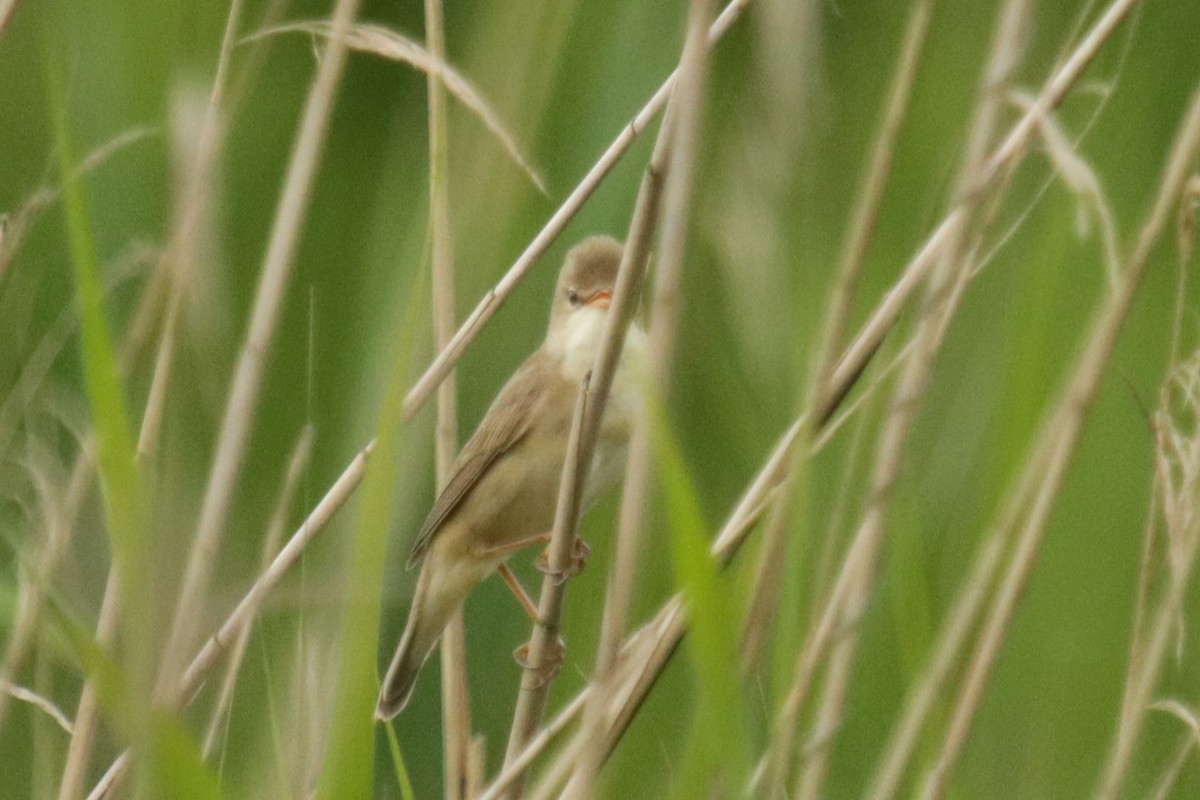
[406,355,546,568]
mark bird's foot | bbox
[535,537,591,585]
[512,638,566,688]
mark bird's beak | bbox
[585,290,613,309]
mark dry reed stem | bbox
[399,0,752,421]
[56,571,119,800]
[1096,376,1200,792]
[502,94,675,797]
[138,0,245,461]
[83,442,375,799]
[567,0,715,794]
[55,7,253,790]
[251,21,544,193]
[479,690,590,800]
[159,0,363,690]
[526,734,588,800]
[919,81,1200,800]
[863,441,1049,799]
[0,679,73,734]
[1149,734,1196,800]
[739,469,794,674]
[422,0,473,794]
[0,0,21,42]
[562,0,1140,782]
[501,374,592,799]
[0,252,153,737]
[742,0,931,681]
[812,0,932,409]
[792,1,1031,794]
[202,426,313,757]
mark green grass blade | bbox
[315,266,428,800]
[46,594,223,800]
[45,39,223,800]
[44,26,146,607]
[648,396,751,797]
[383,717,416,800]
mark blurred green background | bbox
[2,0,1200,797]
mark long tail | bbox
[375,551,475,720]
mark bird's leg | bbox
[482,534,577,681]
[535,536,591,585]
[479,532,552,558]
[497,563,539,622]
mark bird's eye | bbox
[566,289,580,307]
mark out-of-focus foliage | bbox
[2,0,1199,797]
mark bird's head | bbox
[549,235,622,336]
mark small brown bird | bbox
[375,236,645,720]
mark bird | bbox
[375,235,646,720]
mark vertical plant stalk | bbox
[139,0,246,461]
[56,560,119,800]
[792,0,1030,794]
[812,0,932,404]
[1096,427,1200,799]
[501,101,674,799]
[158,0,363,692]
[55,6,251,794]
[741,0,931,678]
[917,81,1200,800]
[419,1,473,797]
[567,0,715,795]
[0,140,155,736]
[501,374,592,799]
[480,690,591,800]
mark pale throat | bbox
[546,306,648,410]
[547,306,611,382]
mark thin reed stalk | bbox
[421,1,473,796]
[501,93,675,798]
[918,80,1200,800]
[501,374,592,799]
[1095,315,1200,796]
[158,0,363,691]
[791,1,1031,794]
[526,2,1145,783]
[741,0,931,681]
[567,0,716,794]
